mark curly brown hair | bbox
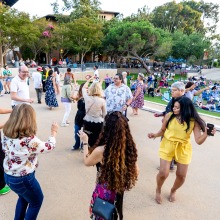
[92,111,138,193]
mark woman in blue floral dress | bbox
[45,70,58,110]
[130,73,145,115]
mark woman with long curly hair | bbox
[78,111,139,219]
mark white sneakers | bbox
[61,123,69,127]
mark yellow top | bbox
[159,114,195,163]
[164,116,194,144]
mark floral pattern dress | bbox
[45,76,58,108]
[90,183,117,220]
[90,163,117,220]
[130,82,144,108]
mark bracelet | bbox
[83,143,88,146]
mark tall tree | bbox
[25,18,50,60]
[52,0,101,21]
[171,31,211,61]
[150,1,205,34]
[183,0,219,34]
[0,5,37,65]
[103,20,172,73]
[62,17,103,65]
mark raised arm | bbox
[28,122,58,153]
[194,87,209,96]
[78,129,103,166]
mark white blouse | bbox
[82,88,106,123]
[2,134,56,177]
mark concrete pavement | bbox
[1,81,220,220]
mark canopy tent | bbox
[166,57,186,63]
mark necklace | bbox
[176,115,181,119]
[176,115,182,122]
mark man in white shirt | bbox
[32,66,43,104]
[10,65,33,107]
[104,73,133,114]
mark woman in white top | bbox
[82,77,106,147]
[2,104,58,220]
[185,82,209,100]
[54,66,61,95]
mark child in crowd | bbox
[2,104,58,219]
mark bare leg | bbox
[6,82,10,92]
[156,159,171,204]
[131,108,136,115]
[134,108,138,115]
[56,84,60,95]
[169,163,188,202]
[3,81,7,93]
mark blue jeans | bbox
[4,172,44,220]
[73,124,81,149]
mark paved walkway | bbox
[0,81,220,220]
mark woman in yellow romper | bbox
[148,96,215,204]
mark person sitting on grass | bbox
[185,82,209,101]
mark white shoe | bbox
[61,123,69,127]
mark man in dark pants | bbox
[0,108,12,195]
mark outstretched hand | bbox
[148,133,156,139]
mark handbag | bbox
[92,197,116,220]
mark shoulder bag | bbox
[92,197,117,220]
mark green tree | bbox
[62,17,103,65]
[0,5,37,65]
[103,20,172,73]
[24,18,50,60]
[150,1,204,34]
[183,0,219,34]
[52,0,101,21]
[171,31,211,62]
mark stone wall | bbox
[8,68,117,81]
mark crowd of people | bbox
[0,64,217,220]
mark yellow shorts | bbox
[159,138,192,165]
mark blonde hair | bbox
[88,82,102,97]
[3,104,37,139]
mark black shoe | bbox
[4,92,7,94]
[38,101,41,104]
[71,147,79,151]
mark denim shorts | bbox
[5,77,12,82]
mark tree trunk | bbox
[0,46,3,66]
[81,53,84,71]
[131,51,151,74]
